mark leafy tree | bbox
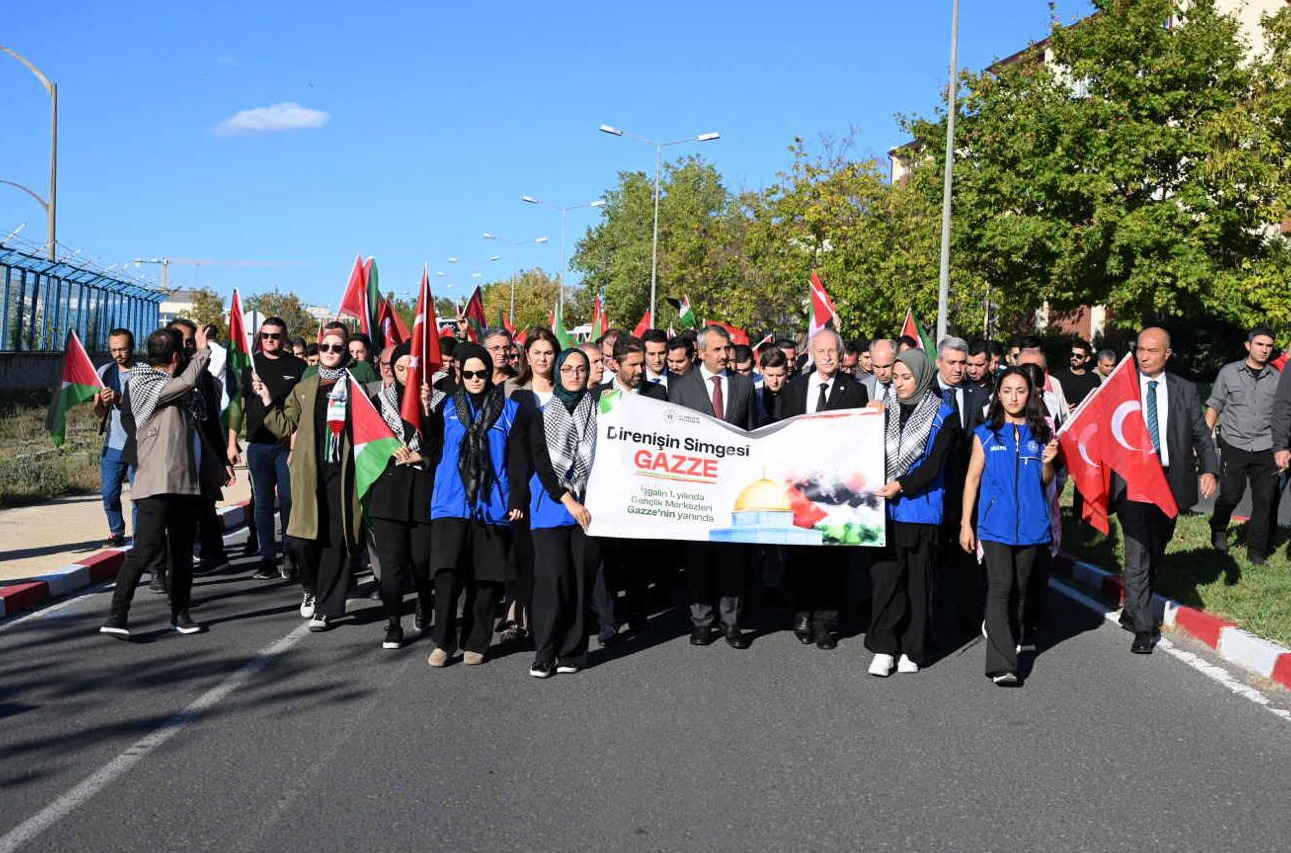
[480,267,561,331]
[180,287,227,337]
[244,288,317,340]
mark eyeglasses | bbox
[318,343,346,354]
[460,369,489,380]
[260,332,283,340]
[560,365,589,375]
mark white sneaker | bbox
[868,653,895,677]
[299,593,316,619]
[896,654,920,674]
[308,615,329,632]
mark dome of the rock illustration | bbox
[733,477,793,513]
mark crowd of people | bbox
[91,314,1289,687]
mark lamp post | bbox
[519,196,604,311]
[936,0,961,344]
[0,45,56,262]
[483,232,549,320]
[133,257,172,292]
[598,124,719,326]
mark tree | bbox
[244,288,317,341]
[181,287,227,337]
[480,268,561,331]
[901,0,1291,332]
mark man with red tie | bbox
[668,325,759,648]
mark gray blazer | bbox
[128,348,226,501]
[667,367,758,430]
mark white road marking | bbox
[1049,578,1291,725]
[0,621,312,853]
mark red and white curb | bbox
[1051,551,1291,692]
[0,500,253,619]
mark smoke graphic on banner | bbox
[585,391,886,547]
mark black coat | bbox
[365,388,436,524]
[781,371,869,417]
[1111,371,1219,512]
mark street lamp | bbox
[936,0,961,343]
[0,45,57,261]
[519,196,605,311]
[483,232,549,319]
[598,124,719,326]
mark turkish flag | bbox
[632,310,652,338]
[400,266,442,433]
[1058,355,1177,534]
[337,255,368,327]
[703,319,749,346]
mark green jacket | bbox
[262,374,363,547]
[304,360,377,385]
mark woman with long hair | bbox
[366,340,440,650]
[866,348,960,677]
[511,347,601,678]
[426,343,526,668]
[959,366,1058,686]
[255,323,361,633]
[499,328,560,644]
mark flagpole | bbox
[936,0,960,343]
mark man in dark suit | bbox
[781,330,869,648]
[934,336,990,642]
[668,325,758,648]
[1113,327,1218,654]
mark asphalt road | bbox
[1,530,1289,853]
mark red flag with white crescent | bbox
[400,266,443,433]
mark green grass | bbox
[1060,487,1291,648]
[0,391,102,509]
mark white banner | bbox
[585,390,886,547]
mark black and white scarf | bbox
[884,390,942,482]
[543,393,597,498]
[455,385,506,507]
[127,363,206,430]
[378,382,421,453]
[318,365,349,382]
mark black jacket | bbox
[1111,371,1219,512]
[781,371,869,417]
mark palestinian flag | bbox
[666,295,697,328]
[401,266,443,432]
[223,288,252,433]
[46,329,104,448]
[462,286,487,343]
[552,300,575,350]
[350,375,402,512]
[632,310,652,338]
[900,307,932,351]
[497,308,515,336]
[591,293,609,337]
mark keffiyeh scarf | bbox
[127,363,207,430]
[884,389,941,482]
[543,392,597,498]
[378,382,421,453]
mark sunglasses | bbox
[260,332,283,340]
[318,343,347,354]
[460,369,489,380]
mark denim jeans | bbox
[246,441,292,560]
[100,447,135,537]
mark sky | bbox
[1,0,1093,311]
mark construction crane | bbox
[133,257,310,293]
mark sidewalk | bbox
[0,468,253,585]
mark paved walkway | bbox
[0,467,252,583]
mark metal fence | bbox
[0,246,163,352]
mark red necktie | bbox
[710,375,724,420]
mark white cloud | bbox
[214,102,329,136]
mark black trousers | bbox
[934,523,982,643]
[1117,499,1176,634]
[685,542,749,628]
[506,519,535,626]
[532,526,600,667]
[431,570,501,654]
[788,546,848,632]
[293,467,352,620]
[195,499,227,565]
[982,541,1041,677]
[865,527,933,663]
[111,495,199,621]
[600,538,651,629]
[1211,444,1279,559]
[370,517,433,622]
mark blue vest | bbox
[529,404,579,530]
[431,396,519,525]
[973,422,1053,547]
[887,401,955,525]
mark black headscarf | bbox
[453,343,506,507]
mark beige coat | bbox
[131,348,226,501]
[262,374,362,546]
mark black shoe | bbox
[193,559,229,576]
[690,626,717,646]
[171,612,205,634]
[99,614,131,638]
[1117,611,1136,633]
[1211,530,1229,553]
[1249,551,1267,566]
[279,553,299,580]
[793,612,814,645]
[251,559,279,580]
[382,622,404,650]
[414,600,427,634]
[724,625,751,650]
[104,534,126,548]
[556,660,581,675]
[148,573,169,595]
[814,626,837,650]
[598,630,621,648]
[1131,632,1155,655]
[625,616,647,636]
[529,660,554,678]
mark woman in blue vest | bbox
[959,366,1058,686]
[512,347,601,678]
[867,348,960,677]
[426,343,526,668]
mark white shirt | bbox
[1139,371,1170,466]
[937,378,965,427]
[645,369,668,389]
[1044,374,1071,424]
[698,365,728,417]
[806,372,837,414]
